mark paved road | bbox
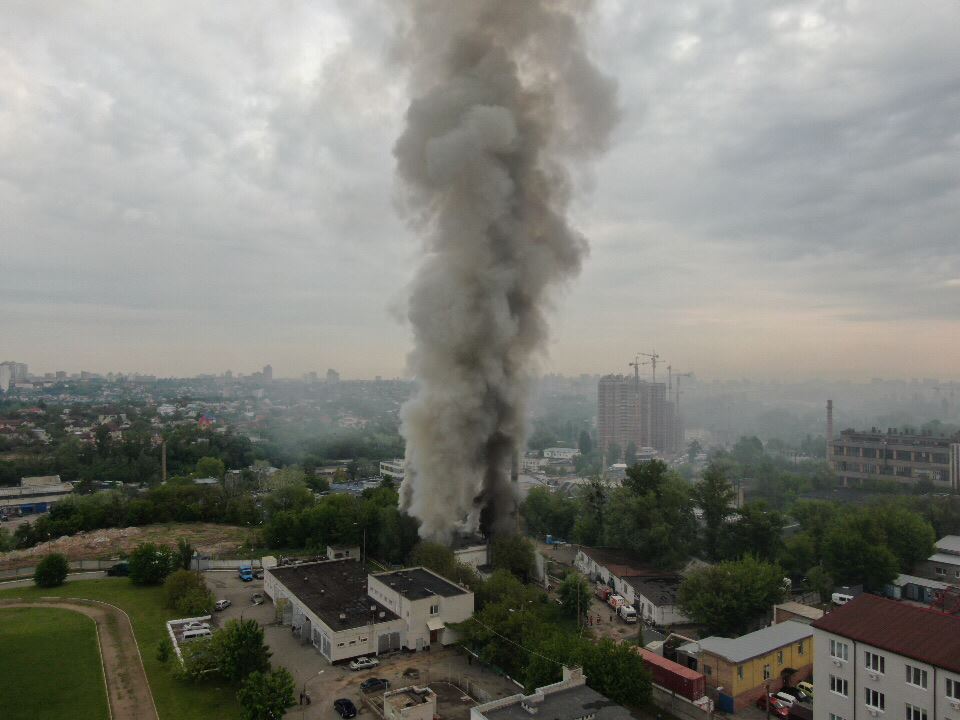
[0,597,158,720]
[0,570,106,587]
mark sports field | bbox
[0,607,110,720]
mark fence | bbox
[0,559,118,582]
[651,684,713,720]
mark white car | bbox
[349,656,380,671]
[214,599,231,611]
[183,621,211,631]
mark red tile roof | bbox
[812,594,960,674]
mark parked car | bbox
[360,677,390,693]
[349,656,380,671]
[779,687,810,704]
[106,562,129,577]
[755,695,790,718]
[214,599,231,611]
[773,691,796,707]
[238,565,254,581]
[796,681,814,698]
[251,593,264,605]
[333,699,357,718]
[183,621,211,631]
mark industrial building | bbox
[826,418,960,490]
[919,535,960,583]
[812,594,960,720]
[597,373,683,458]
[379,459,405,483]
[263,559,473,663]
[0,475,74,514]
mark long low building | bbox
[264,559,474,663]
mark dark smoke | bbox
[394,0,617,542]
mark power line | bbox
[466,615,566,667]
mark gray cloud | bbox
[1,1,958,379]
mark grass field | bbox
[0,580,242,720]
[0,607,110,720]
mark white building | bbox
[543,447,579,460]
[379,460,405,482]
[812,594,960,720]
[384,687,436,720]
[921,535,960,583]
[263,560,473,663]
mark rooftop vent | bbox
[378,611,385,618]
[339,613,347,621]
[370,605,376,612]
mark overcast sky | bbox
[3,1,959,381]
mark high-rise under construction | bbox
[597,374,683,459]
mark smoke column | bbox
[394,0,617,542]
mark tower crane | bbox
[638,351,660,383]
[674,372,693,408]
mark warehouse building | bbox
[829,426,960,490]
[263,559,473,663]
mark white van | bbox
[831,592,854,606]
[774,691,796,707]
[182,628,213,641]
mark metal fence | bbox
[0,558,118,582]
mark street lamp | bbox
[300,670,324,717]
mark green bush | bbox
[33,553,69,588]
[163,569,215,615]
[237,668,295,720]
[128,542,177,585]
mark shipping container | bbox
[595,584,612,601]
[638,648,706,702]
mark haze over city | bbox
[4,1,959,381]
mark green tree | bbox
[678,556,786,636]
[687,439,703,463]
[491,535,537,583]
[624,441,637,465]
[806,565,833,604]
[605,443,622,465]
[572,478,606,546]
[693,463,736,561]
[262,481,314,517]
[195,456,225,480]
[410,542,481,590]
[521,487,576,539]
[557,574,591,621]
[214,618,272,682]
[0,527,14,552]
[174,637,219,682]
[128,542,176,585]
[33,553,69,588]
[822,522,899,591]
[236,668,296,720]
[721,502,785,562]
[163,570,214,615]
[175,537,194,571]
[582,639,652,707]
[578,430,593,456]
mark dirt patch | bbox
[0,597,158,720]
[0,522,254,570]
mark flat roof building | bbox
[829,427,960,490]
[384,687,436,720]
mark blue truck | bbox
[238,565,254,582]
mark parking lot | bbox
[201,571,522,719]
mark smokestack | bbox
[826,400,834,462]
[394,1,618,542]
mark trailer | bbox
[638,648,706,702]
[595,585,612,602]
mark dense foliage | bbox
[236,668,296,720]
[33,552,69,587]
[128,542,178,585]
[163,570,215,616]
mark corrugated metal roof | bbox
[812,594,960,674]
[638,648,703,680]
[697,621,813,663]
[935,535,960,554]
[927,552,960,566]
[892,574,949,591]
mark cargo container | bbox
[595,584,612,601]
[638,648,705,702]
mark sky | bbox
[2,1,959,381]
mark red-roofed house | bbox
[812,594,960,720]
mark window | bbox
[906,665,928,689]
[905,704,927,720]
[359,637,368,643]
[777,650,784,665]
[703,664,712,677]
[947,678,960,700]
[830,675,849,697]
[337,642,345,647]
[797,641,805,656]
[830,639,849,661]
[429,603,440,616]
[865,688,885,711]
[866,651,886,674]
[936,567,947,576]
[737,665,744,680]
[763,664,772,680]
[830,715,847,720]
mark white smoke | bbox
[394,0,618,542]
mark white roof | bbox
[697,621,813,663]
[929,553,960,566]
[935,536,960,554]
[893,574,949,591]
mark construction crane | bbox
[674,372,693,408]
[638,351,660,383]
[667,365,672,394]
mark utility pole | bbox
[161,440,167,483]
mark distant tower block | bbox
[826,399,834,461]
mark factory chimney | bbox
[826,400,834,462]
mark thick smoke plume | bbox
[395,0,617,542]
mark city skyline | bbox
[3,2,959,381]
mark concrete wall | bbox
[650,684,711,720]
[368,573,474,651]
[702,635,812,710]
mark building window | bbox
[737,665,744,680]
[866,651,886,674]
[947,678,960,700]
[359,637,368,643]
[905,704,927,720]
[777,650,784,665]
[830,675,849,697]
[829,714,846,720]
[830,639,849,661]
[865,688,885,711]
[935,567,946,576]
[429,603,440,616]
[337,642,345,647]
[797,641,805,656]
[703,664,712,677]
[905,665,928,689]
[763,665,772,680]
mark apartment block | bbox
[812,594,960,720]
[597,374,682,457]
[829,427,960,491]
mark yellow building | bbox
[682,620,813,712]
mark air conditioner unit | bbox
[869,672,880,681]
[832,659,842,667]
[868,710,878,717]
[951,700,960,710]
